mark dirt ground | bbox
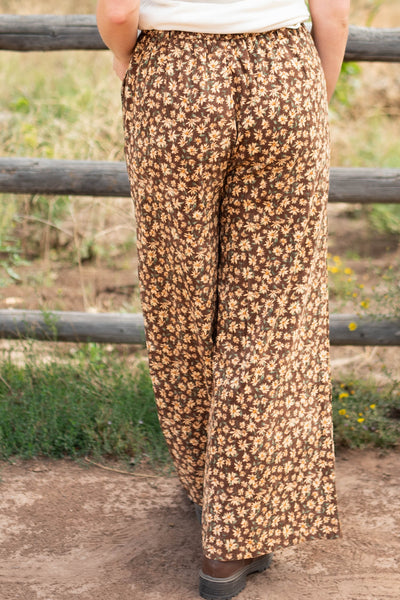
[0,450,399,600]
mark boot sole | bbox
[199,553,273,600]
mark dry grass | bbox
[0,0,94,14]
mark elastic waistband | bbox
[139,24,308,43]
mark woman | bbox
[96,1,350,598]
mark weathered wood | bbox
[329,167,400,204]
[329,314,400,346]
[0,158,130,197]
[0,310,399,346]
[0,17,399,62]
[0,15,103,52]
[345,25,400,62]
[0,310,146,345]
[1,158,400,204]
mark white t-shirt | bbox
[139,0,310,34]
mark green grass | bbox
[0,50,123,161]
[0,344,169,463]
[0,343,399,462]
[369,204,400,236]
[332,377,400,449]
[328,252,400,319]
[0,47,133,280]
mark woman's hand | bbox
[113,55,131,81]
[96,1,139,79]
[309,0,351,102]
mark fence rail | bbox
[1,158,400,204]
[0,16,400,62]
[0,310,399,346]
[0,310,146,345]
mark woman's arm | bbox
[96,0,140,80]
[309,0,351,102]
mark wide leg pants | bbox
[122,25,340,561]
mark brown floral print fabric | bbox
[122,25,340,561]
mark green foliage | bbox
[367,262,400,319]
[0,238,22,283]
[28,195,71,224]
[0,341,399,461]
[0,346,168,463]
[10,95,30,114]
[369,204,400,236]
[1,51,123,162]
[0,47,137,272]
[0,216,29,285]
[332,377,400,449]
[328,252,400,319]
[327,254,357,304]
[331,62,362,108]
[346,260,400,320]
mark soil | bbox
[0,450,399,600]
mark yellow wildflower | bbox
[360,300,370,309]
[370,404,376,410]
[348,322,357,331]
[338,409,347,416]
[339,392,349,400]
[333,255,341,264]
[329,266,339,274]
[357,418,365,423]
[344,267,353,275]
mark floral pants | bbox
[122,25,340,561]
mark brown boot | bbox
[199,553,273,600]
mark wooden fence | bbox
[0,16,399,346]
[1,16,400,60]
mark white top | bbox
[139,0,310,34]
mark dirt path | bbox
[0,450,399,600]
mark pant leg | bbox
[121,30,237,503]
[201,27,340,560]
